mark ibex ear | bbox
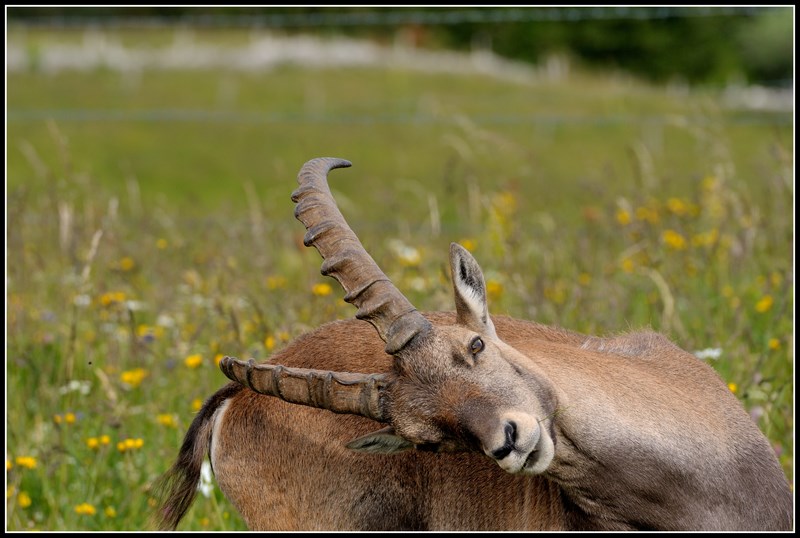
[449,243,497,338]
[346,426,414,454]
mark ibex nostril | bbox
[505,421,517,446]
[491,421,518,460]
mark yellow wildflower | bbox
[75,503,97,515]
[183,269,203,289]
[137,324,164,340]
[242,321,256,336]
[100,435,111,445]
[770,272,783,287]
[214,353,224,366]
[492,191,518,215]
[119,257,135,271]
[181,323,197,341]
[266,275,287,290]
[157,414,177,428]
[312,283,333,297]
[15,456,37,470]
[701,175,719,192]
[99,291,127,307]
[459,238,477,252]
[184,354,203,369]
[621,258,635,274]
[666,197,688,216]
[755,295,774,313]
[662,229,687,250]
[200,517,210,527]
[192,398,203,412]
[117,438,143,452]
[486,280,503,301]
[615,209,631,226]
[635,206,660,224]
[578,273,592,287]
[768,338,780,350]
[7,485,15,498]
[156,238,168,250]
[18,491,32,509]
[105,506,117,518]
[264,335,275,351]
[544,282,567,305]
[86,437,100,450]
[691,229,719,248]
[721,285,734,298]
[65,412,76,424]
[120,368,148,388]
[727,383,737,394]
[6,460,11,470]
[53,414,63,424]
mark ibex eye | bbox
[470,336,484,355]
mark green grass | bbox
[6,28,794,531]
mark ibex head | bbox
[220,158,558,475]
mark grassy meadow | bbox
[6,28,794,530]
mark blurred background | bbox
[6,6,794,531]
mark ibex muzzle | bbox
[221,157,558,474]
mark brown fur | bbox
[153,313,792,530]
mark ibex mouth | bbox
[520,432,554,475]
[521,447,541,473]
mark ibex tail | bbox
[151,383,242,530]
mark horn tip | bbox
[303,157,352,171]
[322,157,352,169]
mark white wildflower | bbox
[73,294,91,307]
[191,294,212,308]
[124,300,146,312]
[693,348,722,360]
[388,239,421,267]
[156,314,175,328]
[408,276,427,292]
[58,380,91,395]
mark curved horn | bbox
[220,356,388,421]
[291,157,431,354]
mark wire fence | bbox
[7,6,778,29]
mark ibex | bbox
[153,158,793,531]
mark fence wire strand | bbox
[7,6,777,29]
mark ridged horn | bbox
[292,157,432,354]
[219,356,389,422]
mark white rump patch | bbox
[209,398,231,472]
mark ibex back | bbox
[153,158,793,531]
